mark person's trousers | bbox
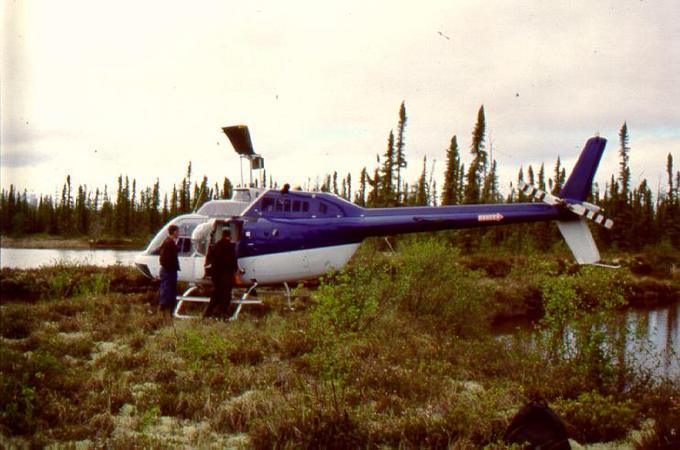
[205,275,233,317]
[159,267,178,310]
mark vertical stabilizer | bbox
[560,137,607,201]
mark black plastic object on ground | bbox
[504,400,571,449]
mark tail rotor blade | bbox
[519,181,561,205]
[519,181,613,229]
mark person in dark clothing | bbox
[504,400,571,449]
[203,229,237,318]
[159,224,180,314]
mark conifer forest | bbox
[1,103,679,252]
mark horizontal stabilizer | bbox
[557,219,600,264]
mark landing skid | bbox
[173,282,293,320]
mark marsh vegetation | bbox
[1,239,678,448]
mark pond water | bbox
[626,304,679,377]
[0,247,140,269]
[496,302,680,378]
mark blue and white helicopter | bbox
[135,125,613,318]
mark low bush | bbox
[555,391,638,442]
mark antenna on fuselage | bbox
[222,125,265,188]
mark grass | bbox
[0,239,678,448]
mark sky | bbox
[2,0,679,202]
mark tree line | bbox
[1,103,679,251]
[0,163,234,241]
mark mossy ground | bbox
[1,239,678,448]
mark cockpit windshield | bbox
[146,216,205,255]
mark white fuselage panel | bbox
[135,243,361,285]
[238,243,361,284]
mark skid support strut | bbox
[229,282,262,320]
[174,283,276,320]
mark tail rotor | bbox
[519,180,614,230]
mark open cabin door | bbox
[190,217,244,282]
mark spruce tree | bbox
[537,163,546,191]
[222,177,233,199]
[395,101,408,205]
[517,167,525,201]
[552,157,566,194]
[380,131,396,205]
[415,156,429,206]
[464,105,487,203]
[442,135,461,205]
[356,168,368,206]
[618,122,631,202]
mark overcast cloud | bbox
[1,0,678,199]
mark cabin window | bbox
[319,202,328,215]
[275,200,283,212]
[293,200,300,212]
[302,202,309,212]
[284,199,291,212]
[262,198,274,212]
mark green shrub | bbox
[539,267,633,393]
[391,237,492,337]
[310,268,383,337]
[555,391,638,443]
[175,327,233,371]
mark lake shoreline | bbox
[0,235,145,250]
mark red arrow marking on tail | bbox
[477,213,504,222]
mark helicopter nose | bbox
[134,252,153,278]
[134,252,145,266]
[135,262,152,279]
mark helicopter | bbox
[134,125,614,319]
